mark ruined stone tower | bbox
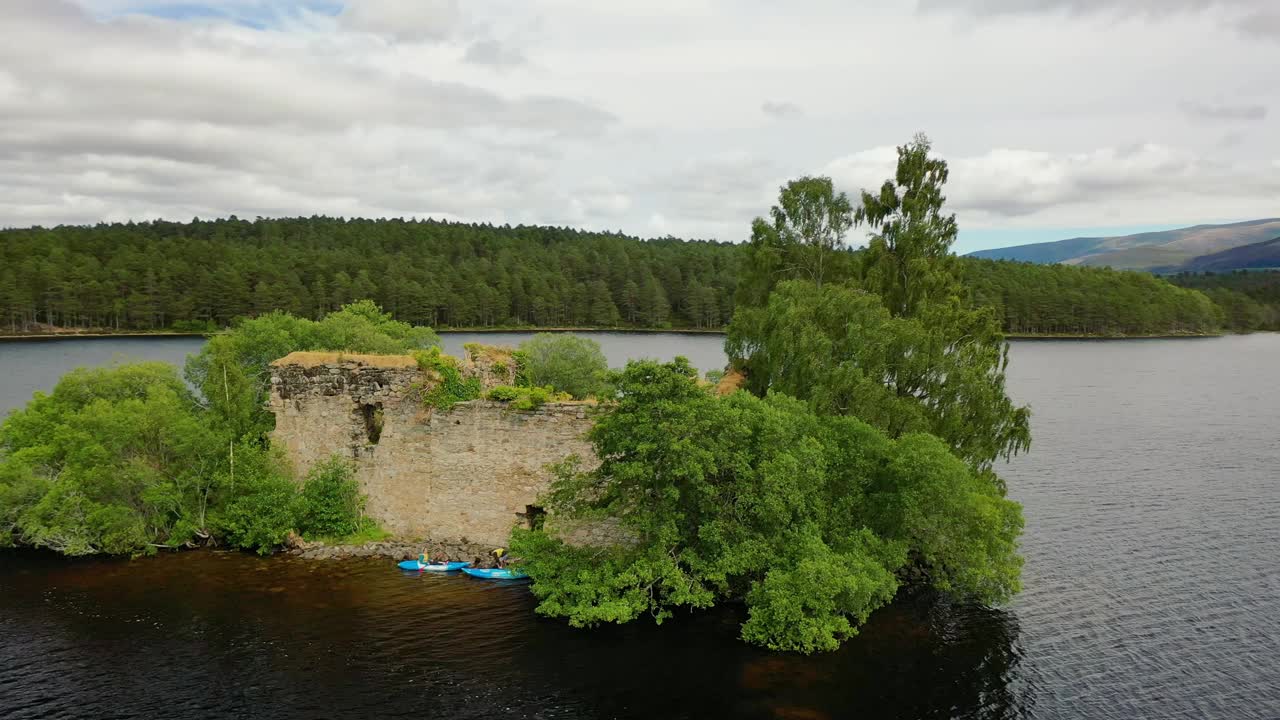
[268,350,598,553]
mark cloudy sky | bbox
[3,0,1277,252]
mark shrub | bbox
[486,385,569,410]
[511,349,531,386]
[516,334,611,399]
[413,348,482,409]
[297,456,365,539]
[512,386,552,411]
[216,469,300,555]
[486,385,521,401]
[171,319,218,333]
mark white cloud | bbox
[827,142,1280,230]
[1,0,1277,250]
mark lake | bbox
[2,332,1278,719]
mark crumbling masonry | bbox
[268,351,605,557]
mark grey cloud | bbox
[917,0,1280,39]
[1180,101,1268,121]
[0,0,615,228]
[916,0,1253,17]
[463,39,527,67]
[761,101,803,119]
[338,0,462,42]
[0,2,614,137]
[826,142,1280,221]
[1236,10,1280,40]
[6,0,1280,237]
[644,154,782,229]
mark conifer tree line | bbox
[963,260,1226,336]
[1167,270,1280,332]
[0,218,741,332]
[1,215,1273,337]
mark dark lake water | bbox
[2,333,1279,719]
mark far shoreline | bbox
[1,327,1253,343]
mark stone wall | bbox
[268,351,599,556]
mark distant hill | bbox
[967,219,1280,271]
[1168,236,1280,272]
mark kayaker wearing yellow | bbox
[418,550,430,567]
[492,547,507,569]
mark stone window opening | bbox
[362,403,384,445]
[518,504,546,531]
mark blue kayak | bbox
[397,560,471,572]
[460,567,528,580]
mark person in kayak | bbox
[492,547,507,569]
[418,550,449,566]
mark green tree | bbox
[728,138,1030,470]
[737,176,856,307]
[512,359,1022,653]
[297,456,366,539]
[856,133,959,319]
[0,363,227,555]
[726,281,1030,470]
[211,443,298,555]
[516,333,611,399]
[185,300,439,439]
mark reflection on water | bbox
[0,551,1026,720]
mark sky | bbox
[3,1,1278,253]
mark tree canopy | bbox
[512,360,1023,653]
[0,214,1241,338]
[736,176,857,306]
[516,333,612,400]
[515,136,1030,653]
[186,299,438,439]
[728,135,1030,470]
[0,301,422,556]
[857,134,961,319]
[1167,270,1280,332]
[0,217,739,333]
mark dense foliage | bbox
[188,299,438,438]
[0,214,1247,339]
[516,333,612,399]
[0,302,423,555]
[727,281,1029,470]
[0,218,740,332]
[517,136,1028,653]
[1168,271,1280,331]
[413,347,483,410]
[735,176,859,306]
[485,385,567,410]
[730,136,1030,471]
[512,360,1023,653]
[296,456,368,540]
[964,259,1224,336]
[0,363,225,554]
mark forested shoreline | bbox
[2,217,1276,338]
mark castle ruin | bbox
[268,350,602,556]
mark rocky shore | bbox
[285,535,498,565]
